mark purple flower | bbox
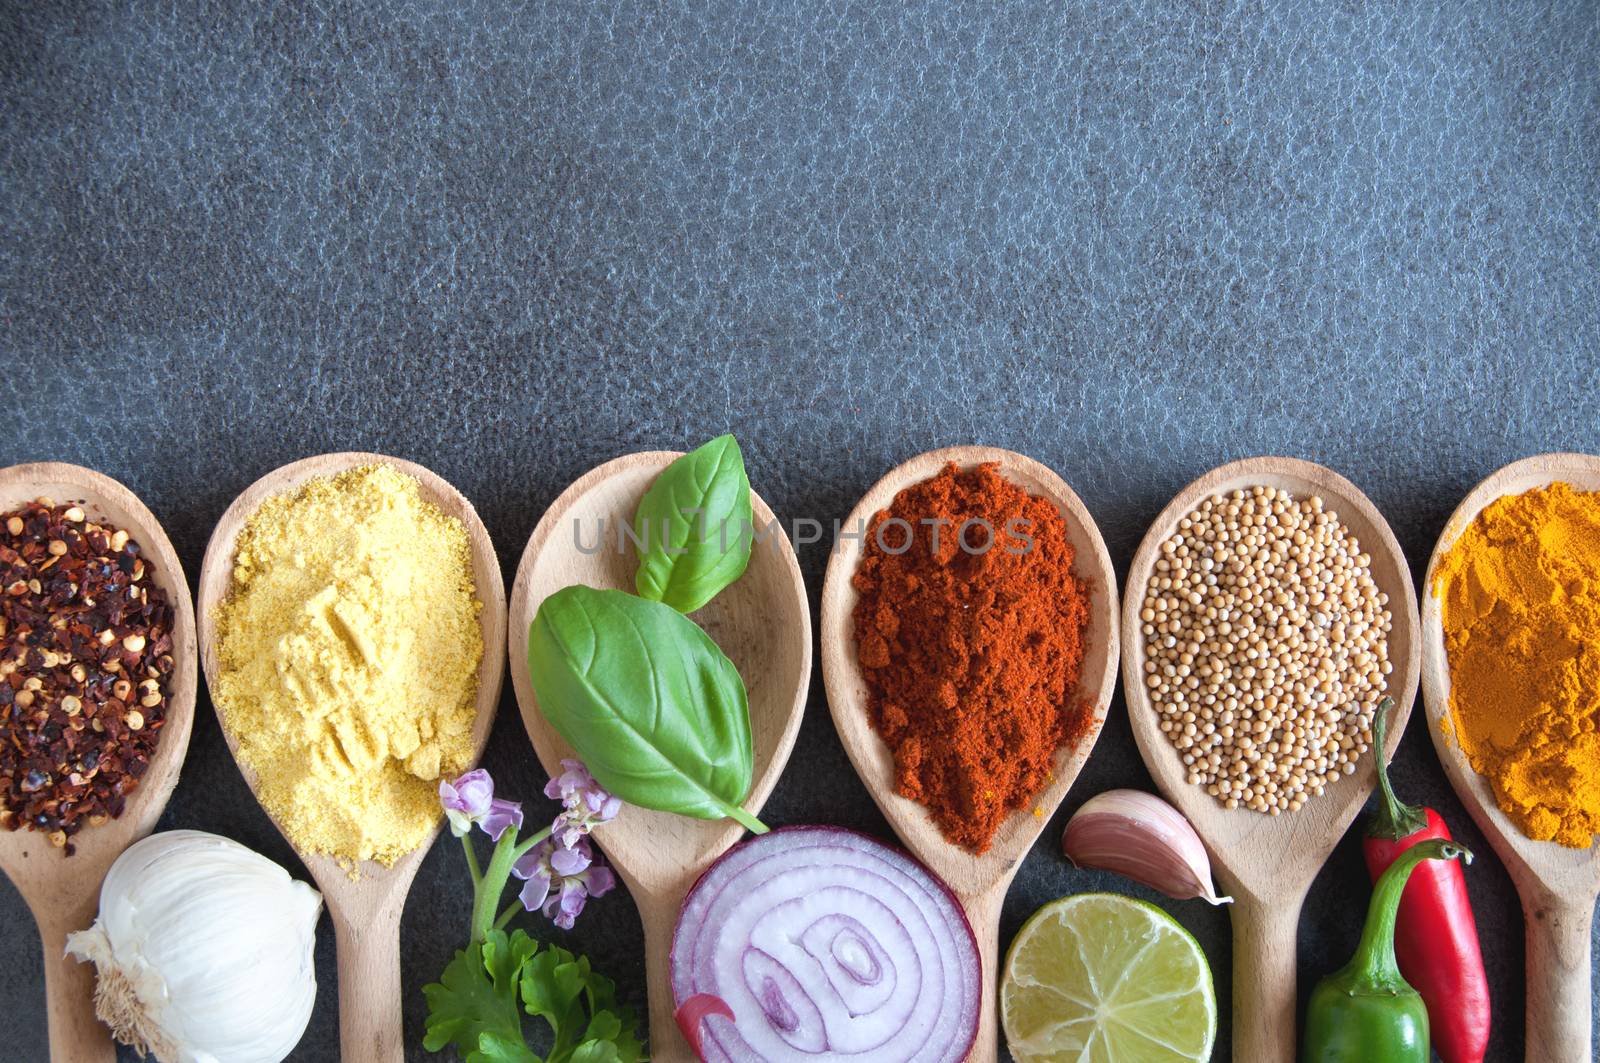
[511,836,617,930]
[544,759,622,848]
[440,770,524,841]
[482,798,524,842]
[440,769,495,837]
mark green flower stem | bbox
[470,831,520,943]
[493,901,521,932]
[513,826,553,861]
[460,832,482,889]
[468,826,554,943]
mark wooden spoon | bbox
[197,452,506,1063]
[1421,451,1600,1063]
[1122,457,1420,1063]
[0,462,197,1063]
[509,451,811,1063]
[819,446,1121,1063]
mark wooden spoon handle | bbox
[331,905,404,1063]
[38,908,115,1063]
[1230,891,1302,1063]
[638,891,696,1063]
[961,887,1006,1063]
[1522,886,1594,1063]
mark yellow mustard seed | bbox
[214,464,483,869]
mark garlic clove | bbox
[1062,789,1233,905]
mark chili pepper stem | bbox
[1348,838,1471,987]
[1370,697,1428,841]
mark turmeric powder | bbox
[1434,482,1600,848]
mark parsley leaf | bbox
[580,971,644,1063]
[425,929,643,1063]
[475,1032,543,1063]
[569,1042,624,1063]
[422,930,539,1061]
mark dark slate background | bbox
[2,1,1597,1060]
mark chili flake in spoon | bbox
[0,498,175,854]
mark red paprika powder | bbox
[851,463,1093,852]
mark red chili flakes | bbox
[0,497,174,855]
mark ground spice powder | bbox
[215,464,483,867]
[1434,481,1600,848]
[852,463,1093,852]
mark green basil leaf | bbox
[528,586,764,833]
[632,434,753,613]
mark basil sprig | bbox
[632,434,753,614]
[528,586,765,834]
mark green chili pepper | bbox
[1302,837,1473,1062]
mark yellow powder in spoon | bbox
[214,463,483,867]
[1434,482,1600,848]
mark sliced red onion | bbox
[671,826,979,1063]
[676,993,736,1059]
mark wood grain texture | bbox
[1121,456,1421,1063]
[1420,452,1600,1063]
[819,445,1121,1063]
[507,450,811,1063]
[1229,892,1303,1062]
[196,452,506,1063]
[0,462,198,1063]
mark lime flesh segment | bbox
[1001,894,1216,1063]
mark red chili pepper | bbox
[1362,698,1490,1063]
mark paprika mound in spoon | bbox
[850,462,1094,853]
[822,445,1121,1063]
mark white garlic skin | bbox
[67,829,322,1063]
[1062,790,1233,905]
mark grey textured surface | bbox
[2,1,1598,1060]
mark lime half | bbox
[1000,893,1216,1063]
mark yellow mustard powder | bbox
[215,463,483,867]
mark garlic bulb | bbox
[66,829,322,1063]
[1062,790,1233,905]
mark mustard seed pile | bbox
[1140,486,1393,814]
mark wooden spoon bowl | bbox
[509,451,811,1063]
[197,452,505,1063]
[819,446,1121,1063]
[1421,452,1600,1063]
[0,462,197,1063]
[1122,456,1420,1063]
